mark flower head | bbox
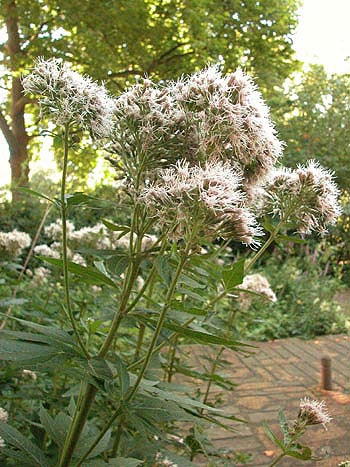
[0,436,5,450]
[298,398,332,429]
[263,161,341,234]
[0,230,31,259]
[22,58,115,138]
[237,273,277,309]
[110,65,283,187]
[171,66,283,181]
[0,408,8,423]
[141,159,261,245]
[22,369,37,381]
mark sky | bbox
[1,0,350,188]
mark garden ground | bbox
[180,333,350,466]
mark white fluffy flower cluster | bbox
[141,160,261,245]
[35,220,158,268]
[264,160,341,234]
[0,407,8,423]
[22,58,115,138]
[237,273,277,309]
[0,229,31,260]
[298,397,332,429]
[0,407,8,450]
[112,65,282,185]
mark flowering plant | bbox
[0,58,340,466]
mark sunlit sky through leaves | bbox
[1,0,350,187]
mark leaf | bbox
[0,338,64,362]
[278,408,291,445]
[0,422,51,467]
[102,219,130,234]
[75,428,111,459]
[264,423,285,450]
[285,445,313,460]
[106,254,130,276]
[158,320,252,349]
[178,274,206,289]
[113,354,130,397]
[16,187,57,206]
[0,315,76,346]
[39,406,63,447]
[276,234,307,244]
[108,458,143,467]
[176,288,206,302]
[222,259,245,291]
[65,192,97,207]
[88,357,114,382]
[155,256,173,286]
[39,256,117,287]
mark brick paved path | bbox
[181,335,350,466]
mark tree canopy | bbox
[0,0,300,188]
[277,65,350,189]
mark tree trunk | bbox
[3,0,30,193]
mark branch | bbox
[0,109,16,151]
[13,96,37,114]
[106,68,144,79]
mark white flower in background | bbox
[34,243,60,259]
[264,160,341,234]
[141,159,261,245]
[32,267,51,284]
[237,273,277,309]
[72,253,86,266]
[0,436,5,450]
[22,57,115,138]
[0,230,31,259]
[22,369,37,381]
[45,219,75,241]
[298,398,332,429]
[0,407,8,423]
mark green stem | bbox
[200,347,224,411]
[60,125,89,360]
[268,453,285,466]
[126,246,191,401]
[111,413,125,457]
[166,334,179,383]
[245,219,284,272]
[76,246,192,466]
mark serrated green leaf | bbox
[159,320,252,349]
[276,234,308,244]
[88,357,113,381]
[0,422,51,467]
[39,406,63,447]
[286,445,313,460]
[65,192,97,207]
[178,274,206,289]
[102,219,130,233]
[38,256,117,287]
[222,259,245,291]
[0,315,76,346]
[278,408,291,445]
[264,423,285,450]
[0,339,63,362]
[107,457,143,467]
[16,187,57,206]
[176,288,206,302]
[155,256,173,286]
[113,354,130,397]
[106,254,130,276]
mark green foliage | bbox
[277,65,350,189]
[234,254,346,340]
